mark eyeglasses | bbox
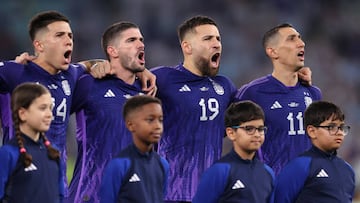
[314,124,350,136]
[231,125,267,135]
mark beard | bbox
[122,60,145,73]
[129,66,145,73]
[196,56,219,77]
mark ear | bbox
[226,127,236,141]
[266,47,278,59]
[33,40,44,52]
[306,125,317,139]
[18,107,27,122]
[126,120,135,133]
[181,41,192,55]
[107,46,118,58]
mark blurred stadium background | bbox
[1,0,360,200]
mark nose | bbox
[46,106,53,116]
[337,128,346,136]
[253,130,263,137]
[298,38,305,48]
[212,38,221,48]
[155,119,163,130]
[138,40,145,49]
[65,34,73,46]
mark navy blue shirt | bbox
[193,149,275,203]
[271,146,355,203]
[99,144,169,203]
[0,134,64,202]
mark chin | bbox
[60,65,70,70]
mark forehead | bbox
[277,27,300,38]
[118,28,142,40]
[36,21,72,38]
[191,24,220,37]
[129,103,162,117]
[32,93,52,104]
[241,119,264,126]
[46,21,72,33]
[321,117,344,124]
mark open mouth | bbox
[64,50,72,63]
[64,50,71,59]
[297,51,305,59]
[211,53,220,66]
[138,51,145,65]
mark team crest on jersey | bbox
[304,95,312,107]
[61,80,71,96]
[209,78,224,95]
[47,84,58,90]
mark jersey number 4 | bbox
[52,97,67,122]
[199,98,219,121]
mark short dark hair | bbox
[262,23,293,49]
[224,100,265,127]
[102,21,139,60]
[123,95,162,119]
[177,15,217,43]
[28,10,70,41]
[304,101,345,127]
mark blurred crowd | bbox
[1,0,360,200]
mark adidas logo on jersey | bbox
[270,101,282,109]
[316,169,329,178]
[232,180,245,189]
[104,89,115,97]
[129,173,141,182]
[179,85,191,92]
[24,163,38,172]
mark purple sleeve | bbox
[0,61,24,93]
[71,74,94,113]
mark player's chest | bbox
[256,90,313,115]
[166,79,231,103]
[88,87,142,108]
[20,74,74,98]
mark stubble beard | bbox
[123,60,145,74]
[196,56,219,77]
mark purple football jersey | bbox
[152,64,237,201]
[236,74,322,175]
[68,74,143,203]
[0,60,84,196]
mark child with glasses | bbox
[193,100,275,203]
[271,101,355,202]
